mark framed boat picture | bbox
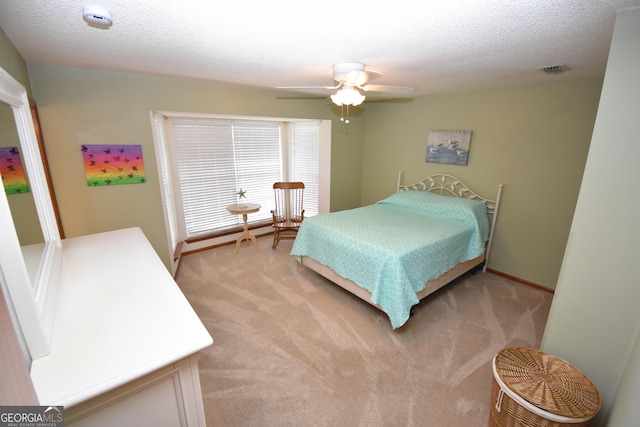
[426,130,472,166]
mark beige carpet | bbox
[175,237,552,427]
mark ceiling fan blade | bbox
[361,84,415,94]
[276,85,340,90]
[362,70,383,82]
[364,97,415,103]
[275,95,329,100]
[344,70,382,86]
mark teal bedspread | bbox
[291,191,490,329]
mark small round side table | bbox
[226,203,261,254]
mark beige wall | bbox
[3,27,603,288]
[26,64,365,268]
[0,27,31,97]
[361,79,602,288]
[542,8,640,425]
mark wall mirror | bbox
[1,103,45,275]
[0,65,62,361]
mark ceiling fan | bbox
[277,63,415,123]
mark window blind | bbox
[232,122,281,220]
[290,123,319,217]
[172,119,281,238]
[152,114,179,249]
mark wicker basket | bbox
[489,347,601,427]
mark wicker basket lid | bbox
[494,347,601,419]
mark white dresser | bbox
[29,227,213,426]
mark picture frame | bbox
[0,146,29,194]
[426,130,472,166]
[81,144,145,186]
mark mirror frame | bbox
[0,66,61,359]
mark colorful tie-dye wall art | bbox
[81,144,146,186]
[0,146,30,195]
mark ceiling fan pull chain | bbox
[339,104,350,124]
[339,104,349,123]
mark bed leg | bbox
[471,263,484,275]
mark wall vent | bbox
[538,64,570,74]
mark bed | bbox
[290,173,503,329]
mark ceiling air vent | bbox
[538,64,570,74]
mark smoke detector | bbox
[538,64,570,74]
[82,5,113,26]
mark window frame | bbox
[150,111,331,273]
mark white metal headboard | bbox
[396,172,504,272]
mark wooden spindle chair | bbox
[271,182,305,248]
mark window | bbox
[289,122,319,216]
[151,112,331,263]
[172,119,283,236]
[152,114,179,251]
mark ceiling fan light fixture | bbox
[330,86,365,106]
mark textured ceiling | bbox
[1,0,640,97]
